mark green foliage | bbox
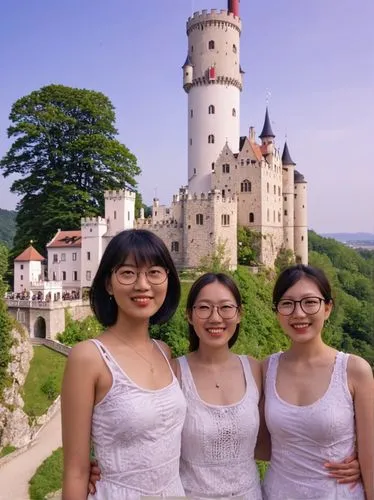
[198,239,231,273]
[29,447,63,500]
[0,209,17,248]
[0,445,16,458]
[57,311,103,346]
[22,347,66,417]
[0,244,13,404]
[274,248,295,272]
[0,84,141,255]
[237,226,261,265]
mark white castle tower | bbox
[183,0,242,194]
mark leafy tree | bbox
[199,239,232,273]
[237,226,261,265]
[0,84,140,255]
[0,244,13,402]
[274,248,295,272]
[0,209,17,248]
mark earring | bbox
[109,294,113,301]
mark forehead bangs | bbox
[114,232,169,270]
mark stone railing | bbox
[31,338,71,356]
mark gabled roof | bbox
[47,230,82,248]
[282,142,296,166]
[259,107,275,139]
[250,143,263,162]
[15,245,44,262]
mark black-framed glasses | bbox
[275,297,327,316]
[114,266,168,285]
[193,304,239,320]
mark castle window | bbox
[52,272,56,281]
[267,183,269,193]
[222,164,230,173]
[222,189,225,197]
[190,109,193,118]
[233,44,237,54]
[267,209,270,221]
[273,211,275,222]
[208,40,215,50]
[294,194,297,199]
[20,274,23,281]
[62,271,66,281]
[191,46,194,53]
[278,186,281,196]
[241,159,244,166]
[87,251,91,261]
[249,212,254,223]
[194,168,196,174]
[284,196,287,201]
[61,253,66,262]
[232,108,236,117]
[301,236,304,241]
[128,211,130,221]
[86,271,91,281]
[208,134,215,144]
[208,104,215,114]
[241,180,251,192]
[20,264,24,270]
[221,214,230,226]
[73,271,78,281]
[190,138,192,145]
[246,159,250,165]
[114,210,117,220]
[72,252,77,261]
[171,241,179,252]
[278,212,281,222]
[196,213,204,225]
[211,162,215,171]
[53,254,58,263]
[274,185,276,195]
[284,209,288,216]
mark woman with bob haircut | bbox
[262,264,373,499]
[61,229,187,500]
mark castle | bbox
[13,0,308,296]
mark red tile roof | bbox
[251,143,263,162]
[15,245,45,262]
[47,230,82,248]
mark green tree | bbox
[0,84,140,255]
[0,244,13,402]
[274,248,295,272]
[237,226,261,265]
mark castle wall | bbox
[80,217,108,288]
[294,181,308,264]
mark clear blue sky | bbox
[1,0,373,233]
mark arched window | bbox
[196,213,203,225]
[241,180,251,192]
[211,162,215,171]
[249,212,254,223]
[208,104,215,114]
[208,40,215,50]
[232,108,236,117]
[208,134,215,144]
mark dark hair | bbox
[273,264,333,307]
[186,273,242,351]
[90,229,180,327]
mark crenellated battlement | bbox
[81,216,107,225]
[104,189,136,200]
[174,190,237,204]
[136,218,180,229]
[187,9,241,34]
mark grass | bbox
[22,346,66,417]
[29,447,63,500]
[0,445,16,458]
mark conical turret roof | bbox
[282,142,296,165]
[182,54,193,68]
[259,108,275,139]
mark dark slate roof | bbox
[294,170,307,183]
[182,54,193,68]
[259,108,275,139]
[282,142,296,165]
[239,65,245,74]
[239,136,247,151]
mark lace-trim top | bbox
[88,339,187,498]
[262,351,365,500]
[178,354,262,499]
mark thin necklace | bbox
[113,333,155,373]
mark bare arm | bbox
[61,342,98,500]
[350,355,374,499]
[254,358,271,461]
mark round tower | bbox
[293,171,308,264]
[281,142,296,252]
[183,3,242,194]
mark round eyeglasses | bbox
[115,266,168,285]
[275,297,327,316]
[193,304,239,320]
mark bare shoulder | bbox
[347,354,373,382]
[67,340,102,371]
[154,339,172,359]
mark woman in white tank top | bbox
[263,264,374,500]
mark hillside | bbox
[0,209,17,248]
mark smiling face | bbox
[107,254,168,324]
[276,277,333,344]
[188,282,241,349]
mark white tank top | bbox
[178,354,262,499]
[263,351,365,499]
